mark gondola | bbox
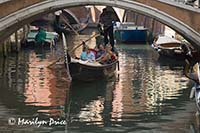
[60,32,118,81]
[69,57,118,81]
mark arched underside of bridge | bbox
[0,0,200,48]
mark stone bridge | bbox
[0,0,200,47]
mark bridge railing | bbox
[165,0,200,8]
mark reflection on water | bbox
[0,48,70,132]
[0,42,197,132]
[24,51,70,116]
[68,44,195,132]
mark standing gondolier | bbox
[99,6,120,51]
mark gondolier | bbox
[99,6,120,51]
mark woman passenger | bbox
[80,45,95,61]
[80,45,87,61]
[96,44,116,64]
[96,44,106,59]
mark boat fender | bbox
[157,48,161,52]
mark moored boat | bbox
[152,35,189,59]
[22,26,59,49]
[114,22,148,44]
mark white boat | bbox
[152,35,187,59]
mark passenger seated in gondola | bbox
[80,44,87,61]
[86,46,96,61]
[96,44,116,64]
[96,44,106,59]
[80,45,96,61]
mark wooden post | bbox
[15,31,21,52]
[151,18,155,34]
[7,39,11,53]
[134,13,138,25]
[122,10,127,22]
[15,31,18,52]
[18,30,21,51]
[3,41,7,57]
[23,26,26,39]
[0,42,3,56]
[147,18,155,44]
[143,16,147,28]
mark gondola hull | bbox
[69,59,117,81]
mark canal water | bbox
[0,36,199,132]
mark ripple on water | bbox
[0,40,195,132]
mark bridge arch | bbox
[0,0,200,48]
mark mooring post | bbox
[134,13,138,25]
[23,26,26,38]
[0,41,3,56]
[143,16,147,28]
[151,18,155,35]
[15,31,18,52]
[3,41,7,57]
[147,18,156,44]
[15,30,21,52]
[122,10,127,22]
[7,39,11,53]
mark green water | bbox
[0,42,198,132]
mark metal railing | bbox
[169,0,200,8]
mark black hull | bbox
[69,60,117,81]
[152,43,186,60]
[157,49,186,60]
[21,41,52,49]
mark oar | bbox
[69,33,100,54]
[60,14,79,35]
[47,33,100,68]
